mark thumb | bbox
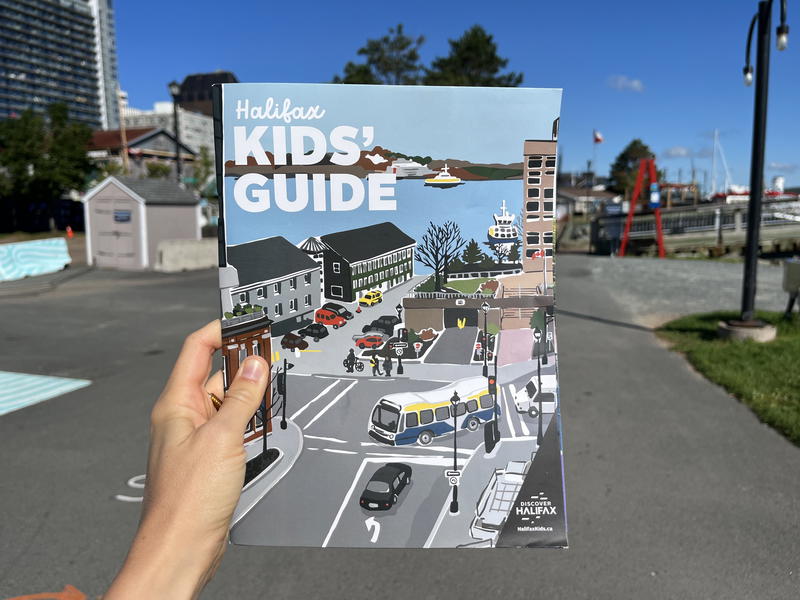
[215,356,269,433]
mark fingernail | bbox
[240,358,264,382]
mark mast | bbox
[711,129,718,197]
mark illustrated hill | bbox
[224,146,523,180]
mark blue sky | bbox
[117,0,800,189]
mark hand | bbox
[106,320,269,599]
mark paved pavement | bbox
[1,256,799,599]
[424,326,478,365]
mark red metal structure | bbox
[619,158,666,258]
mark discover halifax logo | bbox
[513,491,557,533]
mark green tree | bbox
[508,240,521,263]
[0,103,92,231]
[423,25,522,86]
[332,24,425,85]
[193,146,214,193]
[146,162,172,178]
[461,238,486,264]
[609,139,654,194]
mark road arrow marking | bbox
[365,516,380,543]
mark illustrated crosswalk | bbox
[0,371,91,416]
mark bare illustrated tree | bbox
[484,240,510,263]
[416,220,467,291]
[440,220,466,287]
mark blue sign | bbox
[649,183,661,208]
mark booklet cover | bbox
[213,82,566,548]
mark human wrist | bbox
[107,517,222,599]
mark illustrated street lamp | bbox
[168,80,182,185]
[279,359,294,429]
[395,302,403,321]
[481,301,490,377]
[449,391,460,514]
[739,0,790,323]
[533,327,544,446]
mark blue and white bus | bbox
[368,376,499,446]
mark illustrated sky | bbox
[117,0,800,188]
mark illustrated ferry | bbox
[424,163,464,188]
[487,199,519,244]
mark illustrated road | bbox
[231,364,550,548]
[423,326,478,365]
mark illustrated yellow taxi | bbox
[358,290,383,306]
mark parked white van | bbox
[513,373,558,417]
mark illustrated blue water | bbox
[224,177,522,272]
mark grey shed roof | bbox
[227,236,319,286]
[320,222,415,263]
[114,176,200,206]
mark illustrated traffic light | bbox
[487,375,497,395]
[277,372,286,396]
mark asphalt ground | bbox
[1,256,798,599]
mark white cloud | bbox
[607,74,644,92]
[663,146,690,158]
[768,161,798,173]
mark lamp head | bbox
[533,327,542,342]
[168,80,181,97]
[450,391,460,405]
[743,65,754,86]
[776,24,789,51]
[481,301,490,313]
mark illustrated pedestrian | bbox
[370,353,382,377]
[383,355,393,377]
[344,348,356,373]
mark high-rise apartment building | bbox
[0,0,119,128]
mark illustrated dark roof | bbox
[112,176,199,205]
[320,222,415,263]
[228,236,319,286]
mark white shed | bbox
[83,176,201,270]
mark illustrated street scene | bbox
[216,83,566,548]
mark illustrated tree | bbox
[609,139,655,195]
[484,241,510,263]
[508,239,521,263]
[440,220,466,286]
[423,25,522,87]
[0,103,92,232]
[416,220,466,291]
[461,238,487,264]
[332,24,425,85]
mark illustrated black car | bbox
[297,322,329,342]
[359,463,412,511]
[322,302,354,320]
[280,332,309,350]
[361,315,401,336]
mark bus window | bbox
[466,399,479,413]
[451,403,467,417]
[406,412,418,428]
[479,394,494,409]
[420,409,434,425]
[435,406,450,421]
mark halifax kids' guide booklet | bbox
[212,82,567,548]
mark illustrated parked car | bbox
[359,463,412,510]
[322,302,354,320]
[513,373,558,417]
[297,322,329,342]
[280,332,309,351]
[470,460,530,544]
[361,315,400,336]
[358,290,383,306]
[353,334,385,349]
[315,308,348,329]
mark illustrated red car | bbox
[353,334,385,349]
[315,308,348,329]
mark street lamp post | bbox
[280,359,294,429]
[168,80,182,185]
[533,327,544,446]
[395,302,405,375]
[449,391,460,514]
[395,302,403,321]
[481,301,490,377]
[739,0,790,323]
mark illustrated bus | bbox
[368,376,499,446]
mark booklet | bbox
[212,82,567,548]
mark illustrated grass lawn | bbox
[658,311,800,445]
[445,277,491,294]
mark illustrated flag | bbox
[212,82,567,548]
